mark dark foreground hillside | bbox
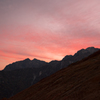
[6,50,100,100]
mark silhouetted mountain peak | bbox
[86,47,99,53]
[86,46,95,50]
[32,58,38,61]
[62,55,73,61]
[24,58,30,61]
[49,60,59,63]
[74,47,99,56]
[61,47,100,68]
[32,58,42,62]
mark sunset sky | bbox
[0,0,100,70]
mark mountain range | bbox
[0,47,100,99]
[6,49,100,100]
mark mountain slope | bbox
[7,50,100,100]
[0,47,99,99]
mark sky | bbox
[0,0,100,70]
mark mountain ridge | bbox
[4,58,48,71]
[3,47,99,71]
[0,47,100,99]
[6,49,100,100]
